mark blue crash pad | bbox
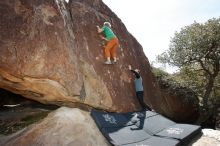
[91,110,201,146]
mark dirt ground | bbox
[0,103,58,135]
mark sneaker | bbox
[103,61,112,65]
[112,60,117,64]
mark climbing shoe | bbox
[103,61,112,65]
[112,60,117,64]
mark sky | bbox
[102,0,220,73]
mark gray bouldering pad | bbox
[123,136,180,146]
[155,124,201,145]
[91,110,133,128]
[91,110,201,146]
[139,114,176,135]
[102,125,151,145]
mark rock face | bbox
[0,107,110,146]
[159,87,199,122]
[0,0,162,112]
[152,68,200,122]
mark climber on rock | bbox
[128,65,152,111]
[97,22,119,64]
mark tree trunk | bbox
[203,75,216,108]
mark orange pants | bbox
[105,38,119,59]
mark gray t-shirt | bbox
[135,77,143,92]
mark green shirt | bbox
[102,25,116,41]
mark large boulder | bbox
[0,0,162,112]
[0,0,199,122]
[159,87,199,122]
[152,68,200,122]
[0,107,110,146]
